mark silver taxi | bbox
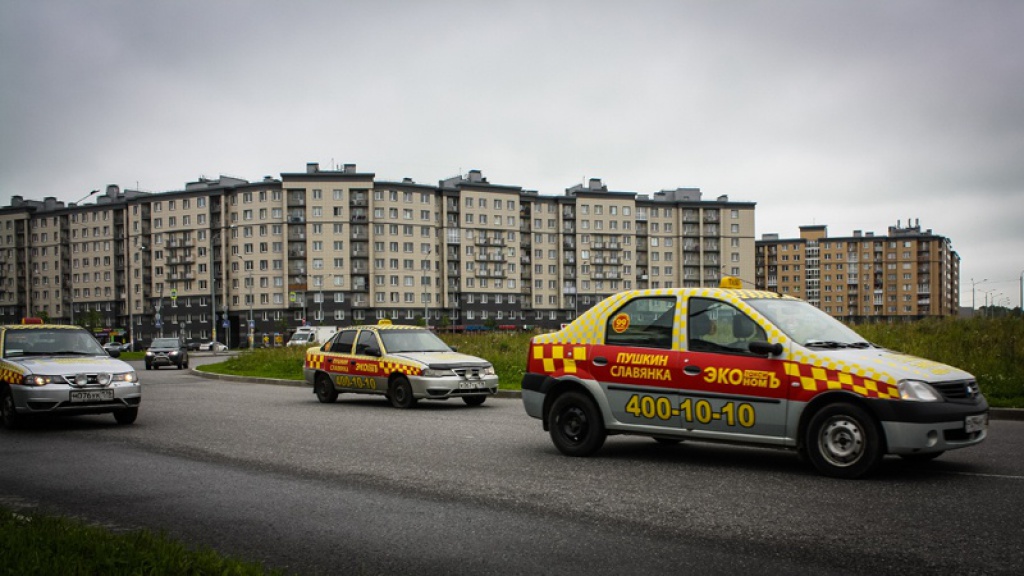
[304,320,499,408]
[0,320,140,428]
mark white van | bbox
[287,326,338,347]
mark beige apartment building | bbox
[0,163,756,346]
[754,222,960,321]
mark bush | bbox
[852,317,1024,407]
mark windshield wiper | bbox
[804,340,848,349]
[51,351,95,355]
[846,342,874,349]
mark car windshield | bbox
[745,298,869,347]
[150,338,180,348]
[379,330,452,354]
[2,328,107,357]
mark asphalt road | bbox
[2,357,1022,575]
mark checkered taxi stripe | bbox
[0,362,26,385]
[531,344,588,375]
[305,353,422,376]
[785,361,899,399]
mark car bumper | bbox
[410,375,499,399]
[147,354,183,366]
[881,416,988,454]
[868,397,989,455]
[9,383,141,415]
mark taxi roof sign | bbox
[378,319,393,326]
[719,276,743,289]
[21,317,44,324]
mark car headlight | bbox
[145,351,154,357]
[422,368,456,378]
[898,380,942,402]
[112,372,139,384]
[482,366,496,376]
[22,374,63,386]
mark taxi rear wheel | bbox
[388,377,417,409]
[315,373,339,404]
[806,402,882,479]
[548,391,606,457]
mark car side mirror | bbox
[108,349,121,358]
[748,341,784,357]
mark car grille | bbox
[454,367,484,379]
[931,379,980,400]
[62,373,111,388]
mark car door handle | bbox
[593,356,608,366]
[683,365,702,376]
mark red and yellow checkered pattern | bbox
[785,362,898,400]
[306,353,329,371]
[1,361,26,385]
[379,359,421,376]
[531,344,588,375]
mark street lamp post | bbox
[971,278,988,314]
[422,246,434,327]
[1019,270,1023,313]
[317,274,324,326]
[66,190,99,327]
[235,254,254,349]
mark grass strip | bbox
[0,506,283,575]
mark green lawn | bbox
[193,318,1024,408]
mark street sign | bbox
[155,320,163,329]
[222,320,229,328]
[249,320,255,329]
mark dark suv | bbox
[145,337,189,370]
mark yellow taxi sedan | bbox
[303,320,498,409]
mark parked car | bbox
[103,341,125,356]
[184,339,202,351]
[199,341,228,352]
[145,338,189,370]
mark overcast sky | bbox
[2,0,1022,307]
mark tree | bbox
[81,310,102,333]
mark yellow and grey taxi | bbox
[304,320,498,408]
[1,320,140,428]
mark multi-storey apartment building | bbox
[1,163,756,346]
[754,222,960,321]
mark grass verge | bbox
[193,318,1023,407]
[0,506,282,575]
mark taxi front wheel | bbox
[548,391,606,457]
[388,377,417,409]
[806,402,882,479]
[1,387,24,429]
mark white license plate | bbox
[458,381,480,390]
[70,389,115,403]
[964,414,987,433]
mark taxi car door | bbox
[679,297,789,440]
[586,295,684,431]
[319,327,360,385]
[349,330,386,392]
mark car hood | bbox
[7,355,135,374]
[391,351,491,369]
[794,346,974,384]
